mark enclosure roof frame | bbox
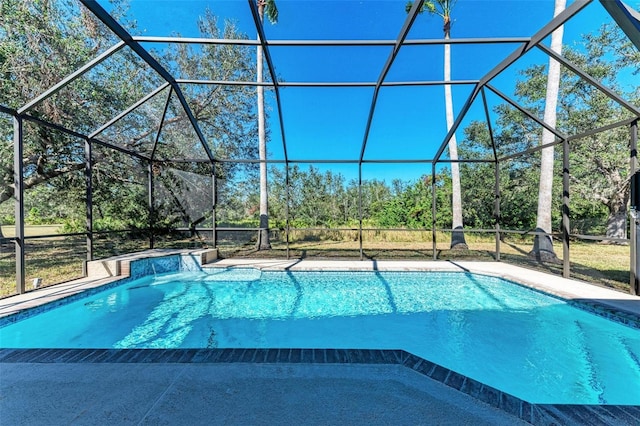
[78,0,216,164]
[6,0,639,166]
[600,0,640,50]
[247,0,289,164]
[358,0,426,164]
[432,0,594,164]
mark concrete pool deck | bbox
[1,252,640,425]
[1,359,529,425]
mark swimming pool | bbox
[1,267,639,405]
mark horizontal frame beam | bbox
[499,116,635,162]
[164,157,495,164]
[20,113,88,141]
[133,36,531,47]
[566,116,637,142]
[0,105,17,115]
[175,79,479,87]
[91,137,152,161]
[499,139,563,162]
[18,41,126,114]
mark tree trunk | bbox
[256,4,271,250]
[530,0,566,262]
[444,29,467,249]
[605,209,628,242]
[604,192,629,242]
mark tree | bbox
[159,12,260,230]
[267,165,395,229]
[461,23,639,243]
[406,0,465,248]
[0,1,259,235]
[514,23,638,242]
[371,174,455,229]
[255,0,278,250]
[1,0,127,207]
[459,120,540,231]
[548,25,638,241]
[530,0,566,262]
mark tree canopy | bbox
[0,0,260,232]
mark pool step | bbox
[573,320,640,405]
[573,320,606,404]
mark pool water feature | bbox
[1,268,639,405]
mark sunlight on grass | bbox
[1,225,62,237]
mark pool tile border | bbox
[567,299,640,329]
[3,266,639,331]
[0,275,136,326]
[1,347,638,426]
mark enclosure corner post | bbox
[148,161,155,249]
[562,137,570,279]
[358,164,363,260]
[285,162,290,260]
[630,119,639,296]
[494,160,501,261]
[13,115,25,294]
[85,138,93,263]
[482,87,500,262]
[211,163,217,250]
[432,162,437,261]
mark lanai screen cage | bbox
[1,0,639,297]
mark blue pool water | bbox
[1,268,639,405]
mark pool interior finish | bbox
[0,256,640,424]
[3,268,640,406]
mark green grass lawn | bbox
[0,229,632,298]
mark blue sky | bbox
[98,0,633,183]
